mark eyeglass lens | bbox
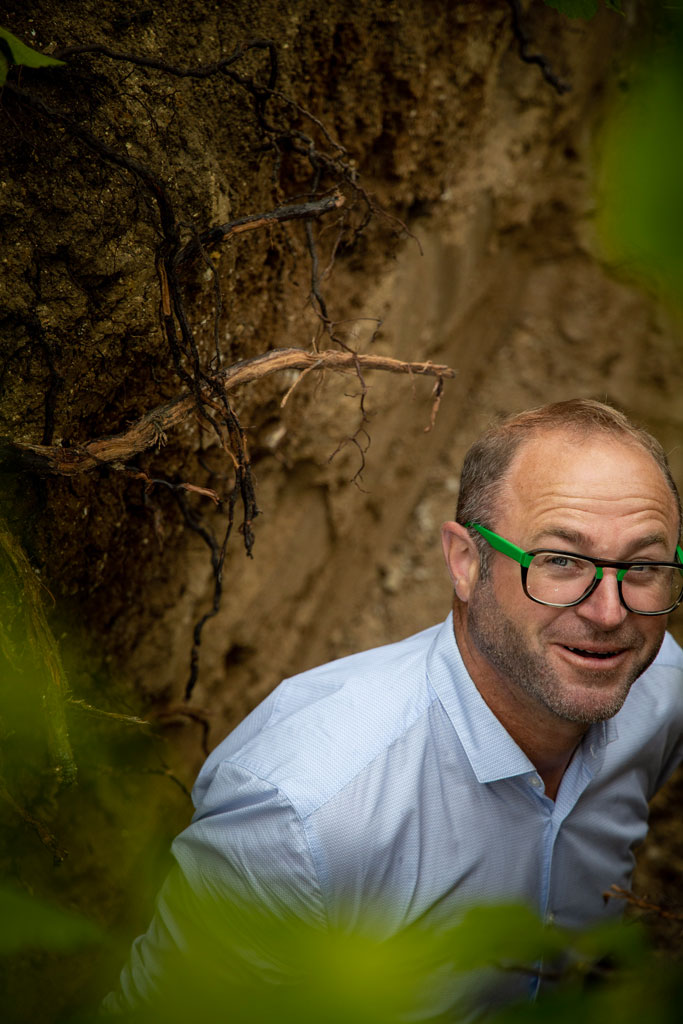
[526,553,683,613]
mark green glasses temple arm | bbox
[465,522,534,568]
[468,522,683,573]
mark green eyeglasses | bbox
[466,522,683,616]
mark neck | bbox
[452,602,587,800]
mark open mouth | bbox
[562,646,623,660]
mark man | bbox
[105,399,683,1017]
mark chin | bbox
[543,680,633,725]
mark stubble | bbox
[466,579,664,725]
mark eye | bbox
[625,563,660,579]
[534,553,586,574]
[541,554,579,568]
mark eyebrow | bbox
[530,526,672,555]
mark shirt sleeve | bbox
[101,760,327,1014]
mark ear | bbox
[441,522,481,602]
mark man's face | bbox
[465,431,679,725]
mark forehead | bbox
[498,429,679,545]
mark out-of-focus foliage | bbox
[0,27,65,84]
[0,517,76,804]
[7,874,676,1024]
[94,867,672,1024]
[596,9,683,316]
[0,527,680,1022]
[0,884,103,955]
[0,532,69,874]
[0,520,169,1020]
[103,896,575,1023]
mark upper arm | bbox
[102,761,327,1013]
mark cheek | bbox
[490,559,521,599]
[498,571,565,636]
[640,616,667,649]
[491,561,536,614]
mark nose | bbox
[575,568,629,630]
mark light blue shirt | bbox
[107,615,683,1016]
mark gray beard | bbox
[466,579,664,725]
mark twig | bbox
[604,884,683,922]
[53,38,278,87]
[183,221,223,370]
[126,469,221,504]
[66,698,149,726]
[280,359,324,407]
[0,775,68,863]
[173,484,239,700]
[424,377,444,433]
[328,428,372,490]
[306,218,329,321]
[174,193,346,266]
[1,349,455,476]
[506,0,571,95]
[269,87,348,157]
[4,83,179,241]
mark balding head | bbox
[456,400,681,574]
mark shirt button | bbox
[529,775,542,788]
[546,911,556,924]
[589,744,596,757]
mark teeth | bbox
[566,647,618,659]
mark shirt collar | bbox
[425,614,616,784]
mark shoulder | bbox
[193,621,445,820]
[638,626,683,700]
[616,630,683,737]
[605,631,683,794]
[651,630,683,669]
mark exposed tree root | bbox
[506,0,571,95]
[0,775,68,864]
[1,349,455,477]
[174,192,346,266]
[2,35,455,702]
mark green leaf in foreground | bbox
[0,27,65,85]
[596,54,683,315]
[0,884,103,954]
[448,903,568,970]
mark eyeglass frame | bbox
[466,522,683,616]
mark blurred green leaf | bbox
[449,903,568,971]
[0,883,103,954]
[571,916,648,966]
[597,52,683,314]
[0,27,65,85]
